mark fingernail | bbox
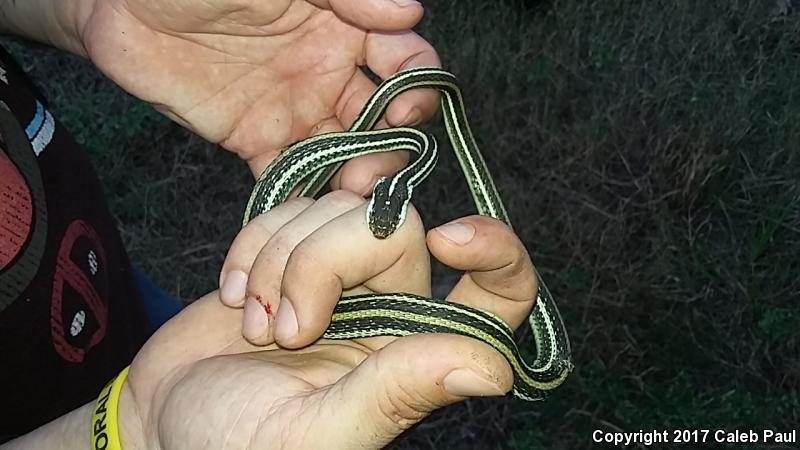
[400,107,422,126]
[443,368,505,397]
[392,0,421,7]
[274,297,298,341]
[243,297,269,339]
[436,222,475,245]
[220,270,248,306]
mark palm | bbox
[154,341,372,449]
[127,293,398,449]
[83,0,380,164]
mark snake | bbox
[243,67,572,401]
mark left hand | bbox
[4,190,537,449]
[79,0,441,184]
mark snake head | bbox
[366,176,411,239]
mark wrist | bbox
[0,0,97,56]
[92,367,147,450]
[117,379,147,450]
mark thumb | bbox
[306,334,512,448]
[309,0,424,30]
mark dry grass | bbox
[4,0,799,448]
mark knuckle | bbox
[225,229,267,269]
[505,253,533,280]
[320,189,366,209]
[491,254,537,301]
[371,356,434,433]
[286,196,315,209]
[266,232,301,259]
[242,214,278,241]
[376,383,430,431]
[285,239,325,278]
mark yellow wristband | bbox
[90,366,129,450]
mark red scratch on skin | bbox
[255,295,273,316]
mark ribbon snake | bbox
[243,67,573,401]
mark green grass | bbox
[4,0,799,448]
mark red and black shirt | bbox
[0,47,150,442]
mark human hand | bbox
[79,0,440,187]
[116,191,539,449]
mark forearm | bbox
[1,402,92,450]
[0,0,95,56]
[2,384,145,450]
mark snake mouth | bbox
[369,223,393,240]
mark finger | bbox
[242,190,366,345]
[365,30,442,126]
[330,69,411,194]
[427,216,538,330]
[329,151,410,196]
[219,198,315,307]
[308,0,423,31]
[335,69,384,128]
[275,202,430,348]
[279,333,511,449]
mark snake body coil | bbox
[245,68,573,401]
